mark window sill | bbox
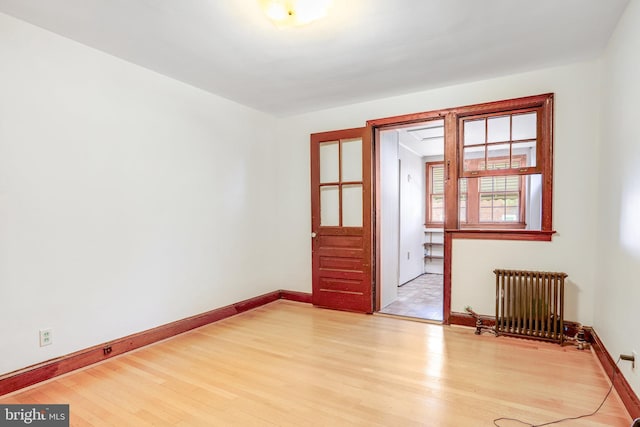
[459,223,527,230]
[445,229,556,242]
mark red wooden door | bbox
[310,127,373,313]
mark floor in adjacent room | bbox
[379,273,443,321]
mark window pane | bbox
[512,112,537,141]
[487,115,510,143]
[341,138,362,182]
[431,195,444,209]
[342,184,362,227]
[459,178,468,193]
[505,195,519,207]
[459,194,467,223]
[493,193,507,206]
[480,177,493,192]
[527,174,543,230]
[506,207,519,221]
[512,141,536,167]
[320,185,339,226]
[431,209,444,222]
[464,119,485,146]
[320,141,339,183]
[431,165,444,193]
[505,176,520,192]
[431,195,444,222]
[487,144,510,167]
[493,176,507,192]
[463,147,486,171]
[479,175,520,193]
[480,206,492,221]
[480,194,493,207]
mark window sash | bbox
[460,107,541,178]
[428,159,525,227]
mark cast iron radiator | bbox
[494,269,567,344]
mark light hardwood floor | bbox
[1,300,631,426]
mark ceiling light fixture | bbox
[259,0,333,27]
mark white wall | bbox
[0,13,280,375]
[398,145,425,284]
[277,60,602,326]
[379,131,399,308]
[596,0,640,397]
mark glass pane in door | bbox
[341,138,362,182]
[320,185,339,226]
[320,141,339,183]
[342,184,363,227]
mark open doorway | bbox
[377,119,445,321]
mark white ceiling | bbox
[0,0,629,116]
[397,120,445,158]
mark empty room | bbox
[0,1,639,426]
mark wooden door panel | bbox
[318,268,365,281]
[319,257,364,271]
[317,235,363,248]
[316,248,364,258]
[311,127,372,313]
[318,277,365,293]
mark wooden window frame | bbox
[451,94,554,240]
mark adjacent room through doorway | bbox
[377,119,445,322]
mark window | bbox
[428,158,527,229]
[479,174,522,223]
[454,94,553,236]
[461,111,538,175]
[459,158,527,228]
[426,162,445,226]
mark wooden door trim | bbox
[370,114,454,322]
[373,127,382,311]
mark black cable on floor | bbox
[493,357,621,427]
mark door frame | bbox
[369,112,454,324]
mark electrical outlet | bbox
[39,329,52,347]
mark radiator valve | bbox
[464,306,496,336]
[575,328,589,350]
